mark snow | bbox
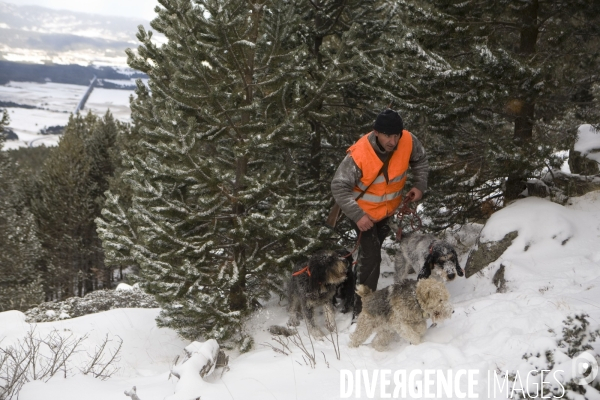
[170,340,221,399]
[575,124,600,164]
[102,78,148,87]
[0,1,159,67]
[2,107,68,149]
[85,87,133,122]
[1,81,135,149]
[1,47,131,67]
[116,283,134,291]
[3,191,600,399]
[0,81,88,112]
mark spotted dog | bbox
[394,233,464,282]
[286,249,353,337]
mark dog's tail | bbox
[268,325,297,337]
[355,284,372,298]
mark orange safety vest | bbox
[347,131,413,221]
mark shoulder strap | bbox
[355,150,394,201]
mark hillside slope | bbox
[3,192,599,399]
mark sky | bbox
[4,0,159,21]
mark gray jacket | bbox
[331,131,429,223]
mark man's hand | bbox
[356,214,375,231]
[405,188,423,202]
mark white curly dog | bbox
[349,279,453,351]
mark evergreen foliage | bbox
[0,110,8,134]
[286,0,421,240]
[284,0,408,182]
[110,0,331,345]
[96,116,141,282]
[24,285,159,323]
[0,109,45,311]
[6,145,53,175]
[391,0,600,230]
[28,112,121,301]
[518,314,600,399]
[96,0,425,347]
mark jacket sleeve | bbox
[331,155,366,223]
[409,134,429,193]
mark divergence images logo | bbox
[572,351,598,386]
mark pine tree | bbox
[84,112,122,288]
[96,113,141,282]
[0,202,44,312]
[0,110,44,311]
[30,112,120,300]
[0,110,8,134]
[102,0,336,346]
[389,0,600,229]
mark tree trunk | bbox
[505,0,539,204]
[228,1,263,312]
[230,156,248,312]
[228,254,247,312]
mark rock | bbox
[526,179,549,198]
[569,149,599,175]
[545,170,600,198]
[268,325,297,337]
[24,286,159,323]
[464,231,518,278]
[492,264,507,293]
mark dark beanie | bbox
[373,109,403,135]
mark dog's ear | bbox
[346,253,354,268]
[417,254,433,280]
[452,249,464,277]
[308,254,329,290]
[335,249,352,268]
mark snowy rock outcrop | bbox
[24,284,158,322]
[464,231,518,278]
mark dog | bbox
[334,253,355,314]
[394,233,464,282]
[287,249,353,337]
[349,279,453,351]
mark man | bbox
[331,109,429,315]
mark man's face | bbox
[374,130,401,152]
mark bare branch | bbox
[0,328,123,397]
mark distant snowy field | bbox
[1,81,135,149]
[2,191,600,400]
[84,87,133,121]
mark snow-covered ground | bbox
[0,1,158,67]
[85,87,133,121]
[3,108,71,149]
[1,81,135,149]
[0,81,88,112]
[2,190,600,400]
[1,48,131,69]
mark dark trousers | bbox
[351,217,391,314]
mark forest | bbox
[0,60,145,87]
